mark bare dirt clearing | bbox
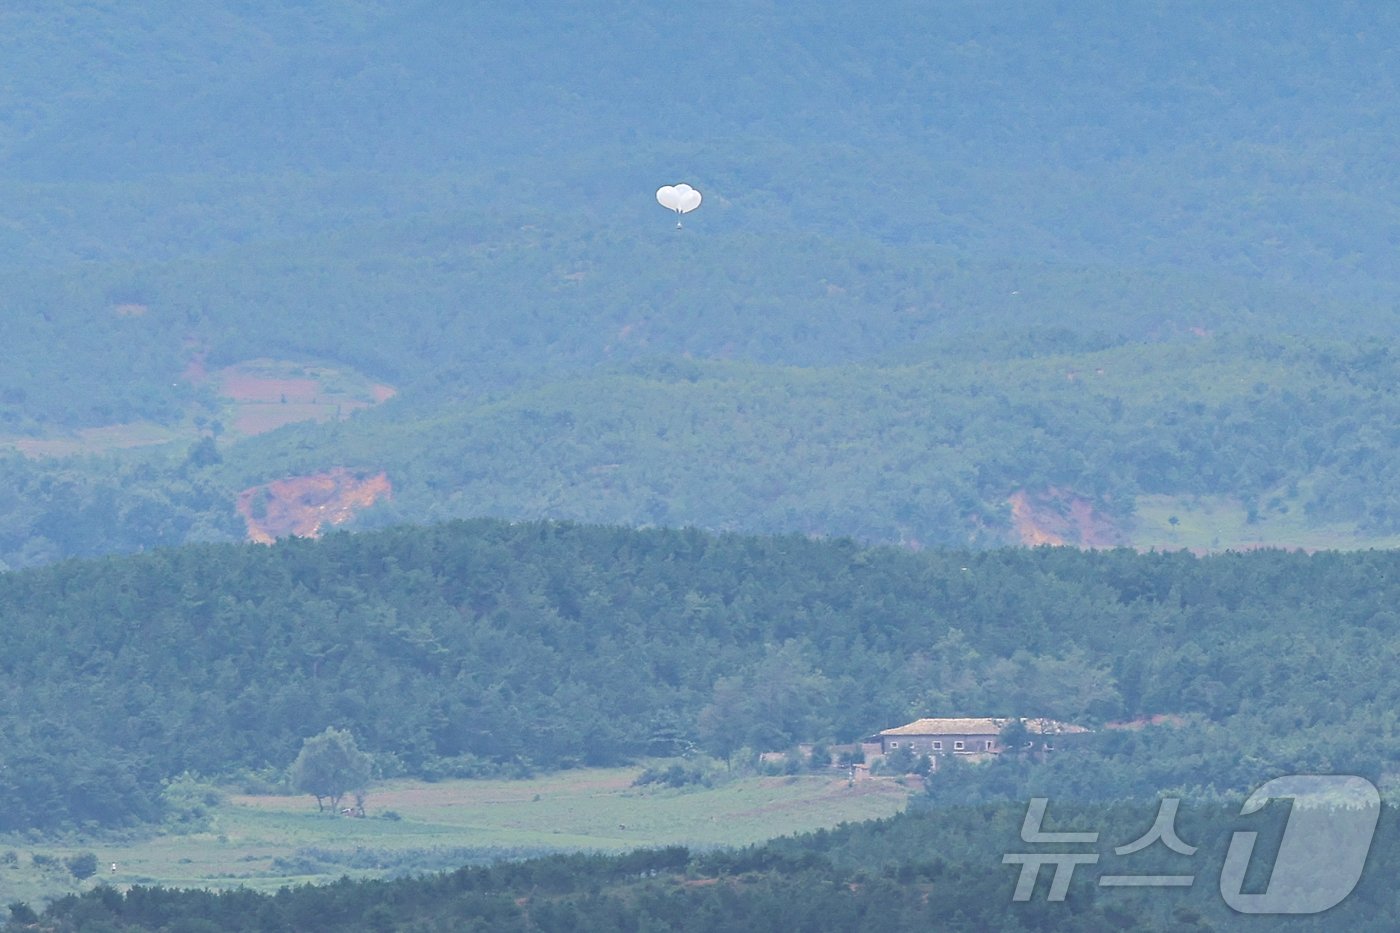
[1008,488,1125,548]
[210,358,396,437]
[237,468,391,543]
[2,356,394,458]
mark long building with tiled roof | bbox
[870,717,1089,757]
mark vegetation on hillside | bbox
[2,519,1399,834]
[9,334,1400,571]
[5,4,1400,563]
[6,5,1400,929]
[227,336,1400,543]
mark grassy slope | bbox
[1132,494,1400,552]
[1,768,912,906]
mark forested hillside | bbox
[3,519,1399,834]
[223,336,1400,543]
[9,334,1400,571]
[5,3,1400,564]
[7,5,1400,929]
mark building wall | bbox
[881,733,999,756]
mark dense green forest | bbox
[6,4,1400,929]
[2,518,1399,834]
[6,3,1400,565]
[23,801,1400,931]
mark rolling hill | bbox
[4,2,1400,562]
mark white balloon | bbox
[656,184,702,215]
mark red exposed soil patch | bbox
[237,468,391,544]
[1009,488,1126,548]
[220,373,322,404]
[188,356,398,437]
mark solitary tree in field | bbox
[65,852,98,880]
[290,727,373,814]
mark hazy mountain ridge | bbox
[5,2,1400,560]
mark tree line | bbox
[3,518,1400,831]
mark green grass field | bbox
[1132,493,1400,552]
[0,421,182,458]
[0,767,913,908]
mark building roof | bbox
[879,717,1005,736]
[877,717,1090,737]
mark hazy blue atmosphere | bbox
[5,3,1400,571]
[4,2,1400,564]
[3,3,1400,928]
